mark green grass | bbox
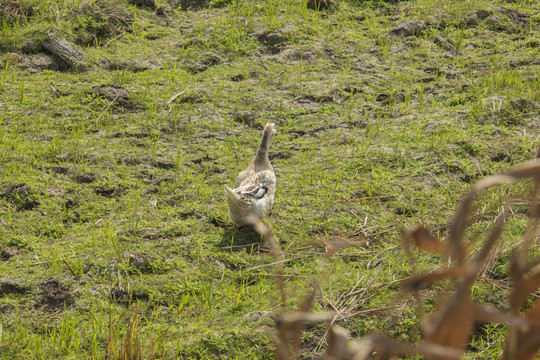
[0,0,539,358]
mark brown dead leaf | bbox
[348,334,462,360]
[504,298,540,360]
[423,277,476,359]
[275,311,334,359]
[447,192,472,264]
[474,303,533,330]
[471,213,505,268]
[324,326,349,360]
[404,266,473,292]
[508,270,540,310]
[410,224,446,254]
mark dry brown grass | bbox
[257,148,540,360]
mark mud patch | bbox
[110,288,150,304]
[1,183,40,210]
[101,58,157,72]
[170,0,210,10]
[49,166,70,175]
[129,0,156,9]
[0,278,28,296]
[1,246,19,260]
[74,173,97,184]
[152,159,175,170]
[75,1,134,46]
[376,93,406,105]
[290,120,366,138]
[0,0,32,25]
[499,7,530,29]
[231,110,261,128]
[38,278,73,311]
[307,0,334,10]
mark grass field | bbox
[0,0,539,358]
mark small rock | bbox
[388,21,426,37]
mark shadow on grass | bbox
[218,226,263,253]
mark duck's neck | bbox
[255,129,273,162]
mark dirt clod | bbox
[510,98,537,112]
[129,0,156,9]
[306,0,334,10]
[110,288,150,304]
[1,247,19,260]
[388,21,426,37]
[20,200,40,210]
[152,160,175,170]
[2,183,31,199]
[376,93,405,104]
[232,110,260,128]
[95,186,123,197]
[461,9,492,27]
[38,278,73,310]
[88,84,129,102]
[74,173,97,184]
[50,166,69,175]
[18,55,57,73]
[126,251,152,269]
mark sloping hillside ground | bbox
[0,0,539,358]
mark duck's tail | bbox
[224,186,245,208]
[225,186,251,224]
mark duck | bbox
[225,123,277,224]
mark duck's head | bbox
[263,123,277,138]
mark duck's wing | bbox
[236,184,268,199]
[235,170,275,199]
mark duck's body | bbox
[225,123,276,224]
